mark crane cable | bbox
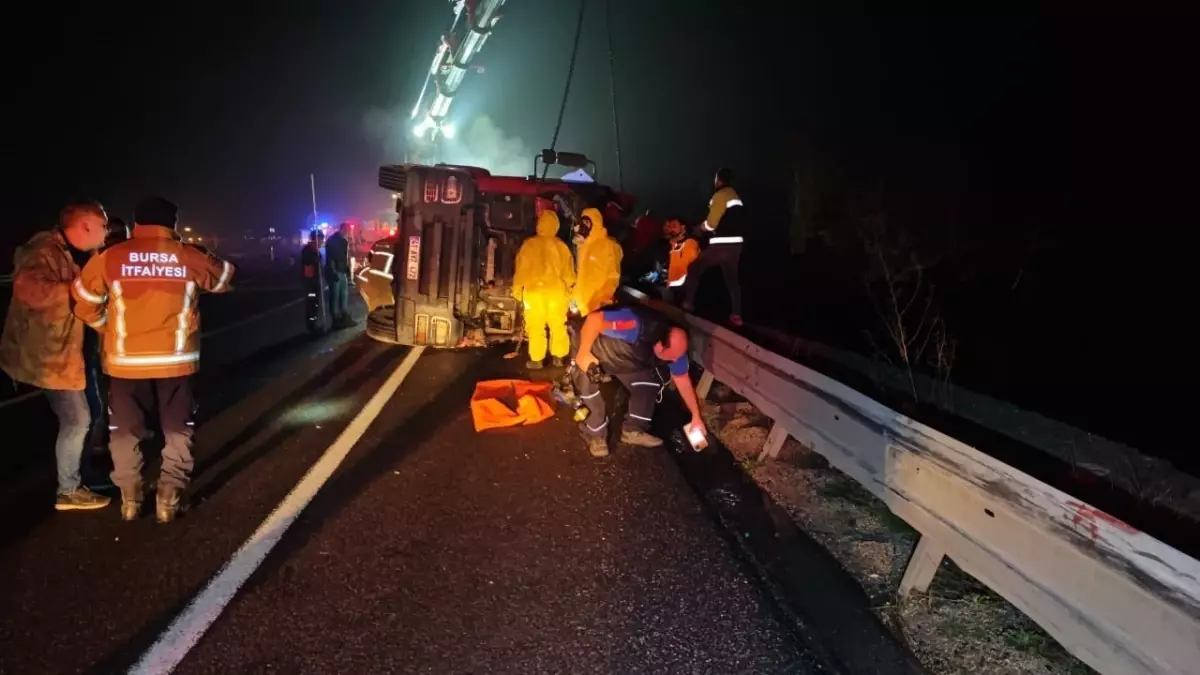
[604,0,623,190]
[543,0,589,180]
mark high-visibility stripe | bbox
[580,390,601,400]
[631,381,659,387]
[586,419,608,432]
[175,281,196,354]
[629,413,653,421]
[702,197,743,234]
[369,269,394,280]
[112,281,127,355]
[375,251,395,276]
[110,352,200,367]
[88,316,107,329]
[73,279,106,304]
[212,261,233,292]
[668,275,687,287]
[710,236,744,244]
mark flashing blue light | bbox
[320,222,329,230]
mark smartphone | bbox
[685,424,708,451]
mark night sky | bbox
[11,3,1191,244]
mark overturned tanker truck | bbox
[356,150,635,347]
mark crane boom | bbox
[411,0,508,143]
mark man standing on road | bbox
[572,303,707,458]
[72,197,235,523]
[1,200,113,511]
[324,222,354,329]
[682,167,745,327]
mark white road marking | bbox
[128,345,426,675]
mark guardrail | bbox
[623,287,1200,675]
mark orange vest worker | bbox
[668,238,700,288]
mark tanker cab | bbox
[365,164,524,348]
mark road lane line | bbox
[128,345,425,675]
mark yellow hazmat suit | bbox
[513,211,576,362]
[572,207,623,315]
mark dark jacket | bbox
[324,232,350,276]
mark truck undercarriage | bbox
[356,158,634,348]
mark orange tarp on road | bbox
[470,379,557,432]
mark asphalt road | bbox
[0,331,820,674]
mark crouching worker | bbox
[572,304,707,458]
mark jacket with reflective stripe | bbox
[701,186,747,243]
[72,225,235,380]
[667,238,700,286]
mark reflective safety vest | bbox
[667,238,700,287]
[700,186,746,244]
[72,224,235,380]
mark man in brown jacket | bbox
[73,197,235,523]
[1,200,112,511]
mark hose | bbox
[543,0,589,180]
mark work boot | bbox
[54,487,111,512]
[526,359,544,370]
[550,356,564,368]
[119,488,142,522]
[155,485,182,524]
[587,435,610,458]
[621,428,665,448]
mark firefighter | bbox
[571,207,622,316]
[572,303,706,458]
[513,210,575,369]
[682,167,745,326]
[72,197,235,523]
[663,216,700,304]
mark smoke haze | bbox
[362,107,535,177]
